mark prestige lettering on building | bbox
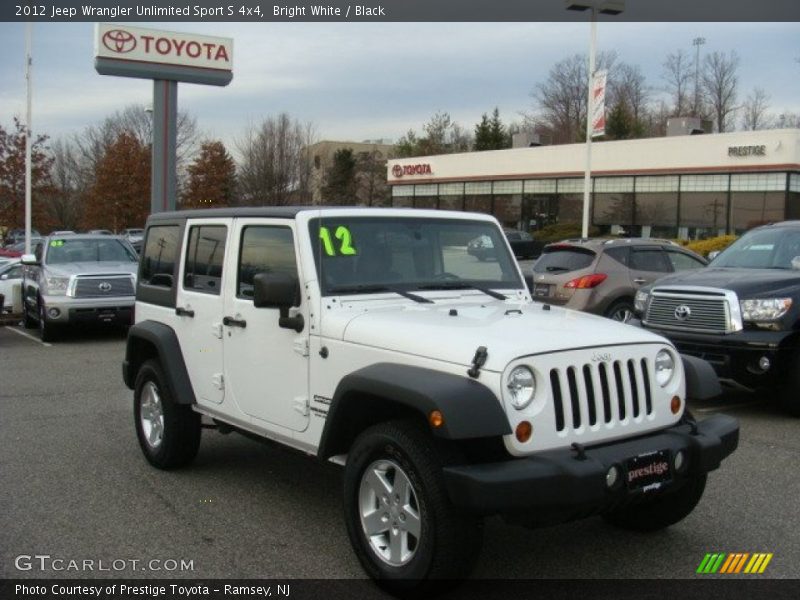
[728,145,766,157]
[94,24,233,72]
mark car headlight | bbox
[44,276,70,295]
[740,298,792,322]
[634,290,650,313]
[654,350,675,387]
[507,366,535,410]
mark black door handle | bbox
[175,306,195,317]
[223,316,247,328]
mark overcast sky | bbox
[1,21,798,152]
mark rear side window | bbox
[533,247,596,274]
[630,248,670,272]
[604,246,630,266]
[184,225,228,295]
[140,225,181,288]
[667,250,706,272]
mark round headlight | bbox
[507,366,535,410]
[654,350,675,387]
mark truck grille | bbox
[550,359,653,433]
[645,292,730,333]
[73,276,134,298]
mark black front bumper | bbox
[442,414,738,520]
[644,326,795,389]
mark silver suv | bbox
[21,234,138,341]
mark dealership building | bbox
[385,129,800,239]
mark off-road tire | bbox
[603,473,707,532]
[134,359,201,469]
[343,420,483,594]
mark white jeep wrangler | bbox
[123,207,738,591]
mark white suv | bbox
[122,207,738,592]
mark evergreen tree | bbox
[323,148,357,205]
[473,114,493,151]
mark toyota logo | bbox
[98,282,113,293]
[392,165,404,178]
[674,304,692,321]
[102,30,137,54]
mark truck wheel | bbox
[780,351,800,417]
[134,359,201,470]
[343,420,483,593]
[604,299,635,323]
[38,300,59,342]
[603,473,707,532]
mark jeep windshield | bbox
[45,238,138,264]
[711,227,800,270]
[308,217,524,296]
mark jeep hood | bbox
[322,298,669,372]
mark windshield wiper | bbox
[416,282,508,300]
[328,284,433,304]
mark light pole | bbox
[566,1,625,239]
[24,23,33,255]
[692,37,706,117]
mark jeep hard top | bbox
[123,207,738,591]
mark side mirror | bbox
[253,272,304,332]
[21,253,38,266]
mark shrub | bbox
[533,223,601,243]
[684,235,738,258]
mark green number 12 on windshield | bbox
[319,226,357,256]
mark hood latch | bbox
[467,346,488,379]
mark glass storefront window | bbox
[593,193,634,226]
[730,192,785,233]
[464,196,491,213]
[414,196,438,209]
[493,195,522,229]
[680,192,728,239]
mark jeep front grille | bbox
[644,291,730,333]
[550,359,652,433]
[72,275,134,298]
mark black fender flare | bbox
[680,353,722,401]
[122,320,196,405]
[318,363,511,459]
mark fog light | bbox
[429,410,444,429]
[758,356,771,371]
[674,450,686,472]
[515,421,532,443]
[671,396,682,415]
[606,465,620,489]
[48,307,61,318]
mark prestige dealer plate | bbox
[625,449,672,491]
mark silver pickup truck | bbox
[21,234,138,341]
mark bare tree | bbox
[772,111,800,129]
[662,49,694,117]
[46,139,84,230]
[612,63,650,125]
[701,50,740,132]
[741,87,771,130]
[529,51,618,144]
[236,113,317,206]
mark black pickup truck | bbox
[634,221,800,415]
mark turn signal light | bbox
[671,396,682,414]
[515,421,533,443]
[429,410,444,428]
[564,273,608,289]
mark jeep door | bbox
[174,220,229,405]
[223,220,310,433]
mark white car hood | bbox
[321,296,669,372]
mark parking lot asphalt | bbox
[2,324,799,584]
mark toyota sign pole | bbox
[94,25,233,214]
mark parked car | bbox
[51,230,77,236]
[467,229,543,261]
[3,228,41,247]
[0,238,44,259]
[87,229,114,235]
[0,260,23,313]
[21,234,138,341]
[531,238,708,322]
[636,221,800,415]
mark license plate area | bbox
[625,449,672,491]
[533,283,551,298]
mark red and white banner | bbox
[591,70,608,138]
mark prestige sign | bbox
[94,24,233,85]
